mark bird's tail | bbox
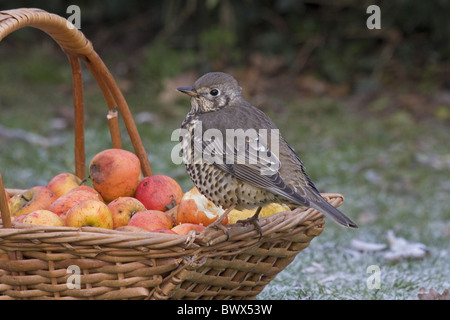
[309,197,358,229]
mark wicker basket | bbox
[0,8,343,300]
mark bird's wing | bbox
[198,129,312,207]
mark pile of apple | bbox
[4,148,290,236]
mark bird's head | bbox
[177,72,242,113]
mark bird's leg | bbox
[237,207,263,240]
[205,205,235,241]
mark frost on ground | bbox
[258,229,449,300]
[350,230,429,262]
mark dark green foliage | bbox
[2,0,449,89]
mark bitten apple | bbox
[9,186,57,217]
[48,186,103,216]
[135,175,183,212]
[127,210,174,232]
[65,199,113,229]
[107,196,147,229]
[177,187,228,226]
[89,148,142,202]
[22,210,65,227]
[47,172,83,198]
[172,223,205,235]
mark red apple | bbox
[127,210,174,232]
[89,148,142,202]
[70,185,104,202]
[8,186,57,217]
[177,187,228,226]
[48,186,103,216]
[65,199,113,229]
[47,172,83,198]
[107,196,147,229]
[22,210,65,227]
[135,175,183,212]
[172,223,205,235]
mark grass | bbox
[0,45,449,300]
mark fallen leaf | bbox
[350,239,387,252]
[318,275,340,284]
[302,262,325,274]
[418,287,450,300]
[384,230,428,262]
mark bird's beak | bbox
[176,86,199,97]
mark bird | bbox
[176,72,357,238]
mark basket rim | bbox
[0,193,342,251]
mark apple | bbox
[107,196,147,229]
[135,175,183,212]
[48,186,103,217]
[89,148,142,202]
[22,210,65,227]
[69,185,104,201]
[227,202,291,224]
[127,210,174,232]
[64,199,113,229]
[9,186,57,217]
[114,225,150,233]
[13,213,28,223]
[171,223,205,235]
[46,172,83,198]
[176,187,228,226]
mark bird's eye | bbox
[209,89,219,96]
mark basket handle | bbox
[0,8,153,227]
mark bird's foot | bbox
[204,206,234,241]
[205,220,230,241]
[237,207,263,240]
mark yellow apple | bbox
[46,172,83,198]
[64,199,113,229]
[9,186,57,217]
[22,210,65,227]
[227,202,291,224]
[107,196,147,229]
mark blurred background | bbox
[0,0,449,299]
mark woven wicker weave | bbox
[0,8,343,300]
